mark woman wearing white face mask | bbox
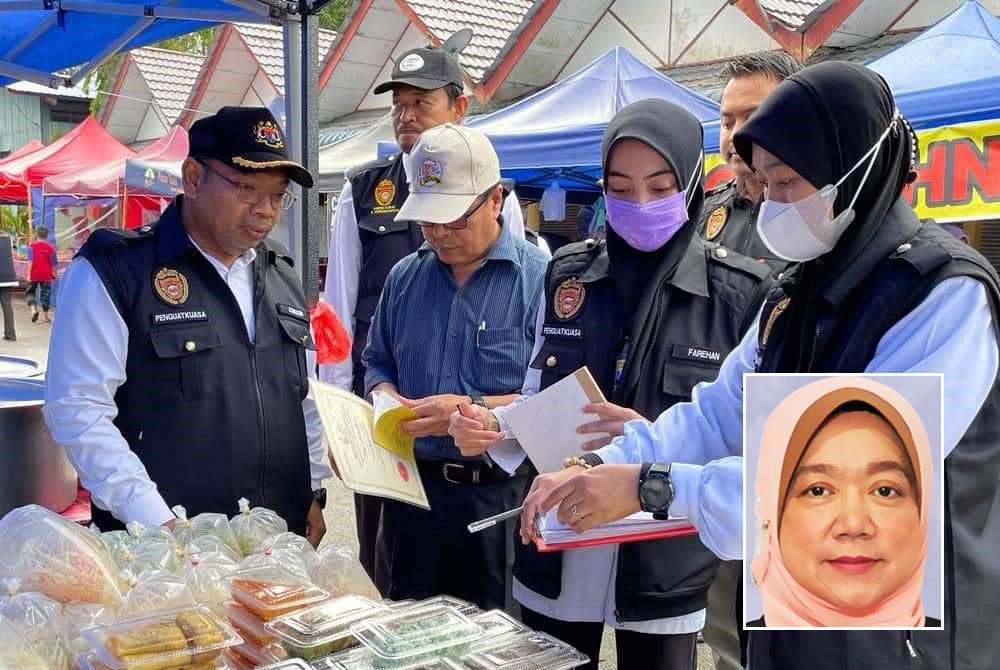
[448,99,773,669]
[520,62,1000,669]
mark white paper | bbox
[502,368,606,473]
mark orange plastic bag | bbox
[310,301,351,365]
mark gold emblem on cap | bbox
[253,120,284,150]
[554,277,586,321]
[417,158,443,187]
[374,179,396,208]
[705,206,728,240]
[153,267,190,307]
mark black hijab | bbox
[600,99,706,311]
[732,62,915,267]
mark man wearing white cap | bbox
[362,124,548,609]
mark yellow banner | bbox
[701,120,1000,223]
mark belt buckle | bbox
[443,462,479,485]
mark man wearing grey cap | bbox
[362,124,547,609]
[320,40,532,581]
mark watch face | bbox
[640,477,670,512]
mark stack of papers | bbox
[533,509,697,552]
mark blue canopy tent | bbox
[0,0,332,298]
[378,48,721,198]
[869,1,1000,129]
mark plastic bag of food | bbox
[0,577,71,669]
[120,569,197,617]
[0,617,50,670]
[240,541,311,584]
[308,546,381,601]
[97,529,134,567]
[310,300,352,365]
[61,602,114,658]
[0,504,123,607]
[186,533,243,564]
[231,498,288,556]
[172,505,243,556]
[125,521,186,574]
[183,552,239,615]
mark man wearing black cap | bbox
[44,106,334,543]
[320,41,530,580]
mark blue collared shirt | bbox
[595,276,999,560]
[363,226,548,460]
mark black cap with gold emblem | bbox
[189,106,313,188]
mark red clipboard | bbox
[533,523,698,553]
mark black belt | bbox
[418,459,530,485]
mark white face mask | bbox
[756,111,900,263]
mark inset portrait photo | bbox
[743,374,943,630]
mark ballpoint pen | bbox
[467,506,524,533]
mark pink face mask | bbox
[604,190,689,252]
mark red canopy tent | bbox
[0,139,45,167]
[0,116,134,205]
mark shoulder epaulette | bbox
[345,153,398,181]
[552,238,602,263]
[84,226,153,254]
[705,243,772,281]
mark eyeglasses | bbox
[199,161,297,211]
[416,189,493,230]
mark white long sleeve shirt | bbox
[319,152,533,389]
[43,242,334,529]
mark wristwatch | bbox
[638,463,673,520]
[312,488,327,510]
[471,395,489,410]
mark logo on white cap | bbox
[418,159,443,187]
[399,54,425,72]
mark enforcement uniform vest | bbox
[348,153,424,396]
[79,198,314,534]
[698,179,787,272]
[514,229,774,621]
[749,201,1000,670]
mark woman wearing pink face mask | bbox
[448,99,774,669]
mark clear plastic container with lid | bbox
[80,605,242,670]
[265,594,390,659]
[254,660,313,669]
[230,638,289,666]
[452,631,589,670]
[225,565,329,621]
[349,603,484,668]
[311,647,459,670]
[225,601,278,646]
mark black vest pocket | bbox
[149,323,223,400]
[358,215,414,237]
[662,358,720,403]
[277,314,313,393]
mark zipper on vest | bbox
[249,342,268,504]
[905,633,918,658]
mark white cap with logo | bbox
[395,123,501,225]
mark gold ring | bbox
[571,504,582,520]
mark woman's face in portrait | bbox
[778,411,923,615]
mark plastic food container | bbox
[223,648,255,670]
[225,601,278,646]
[265,594,390,659]
[311,648,458,670]
[350,603,484,669]
[453,631,589,670]
[81,605,242,670]
[467,611,525,640]
[230,639,289,666]
[408,596,478,616]
[226,565,329,621]
[255,660,313,669]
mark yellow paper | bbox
[312,382,429,509]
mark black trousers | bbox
[375,462,528,612]
[519,608,698,670]
[25,281,51,310]
[0,288,14,339]
[355,492,382,585]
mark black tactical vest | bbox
[79,198,314,534]
[347,154,424,396]
[750,207,1000,670]
[698,179,786,272]
[515,232,772,621]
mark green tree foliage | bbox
[317,0,352,31]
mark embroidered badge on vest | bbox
[554,277,586,320]
[705,206,728,240]
[374,179,396,208]
[153,267,190,307]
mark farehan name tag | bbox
[151,310,208,325]
[672,343,722,365]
